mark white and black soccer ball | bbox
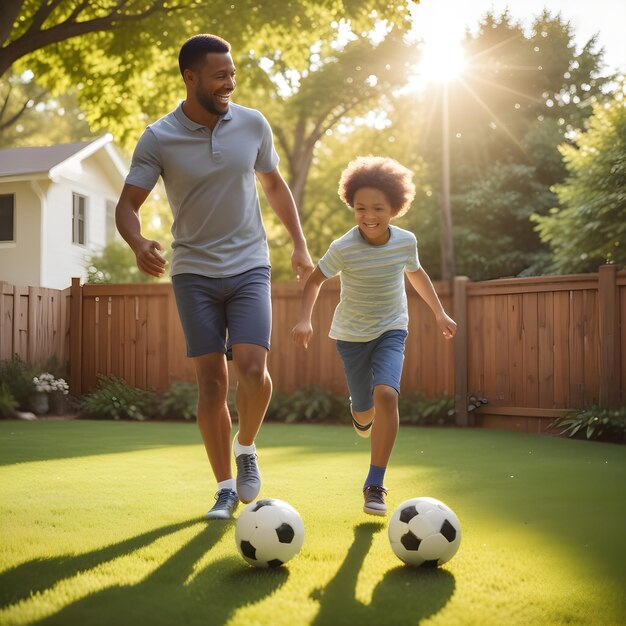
[388,497,461,567]
[235,498,304,568]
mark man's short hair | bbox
[178,34,231,76]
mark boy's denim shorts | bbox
[335,329,408,412]
[171,266,271,358]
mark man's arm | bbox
[405,267,457,340]
[115,183,166,278]
[256,168,314,281]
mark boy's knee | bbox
[374,384,399,408]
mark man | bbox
[116,34,314,519]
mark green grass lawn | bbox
[0,420,625,626]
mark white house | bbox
[0,134,128,289]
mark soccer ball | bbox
[235,498,304,568]
[388,497,461,567]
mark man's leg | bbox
[230,343,271,503]
[232,343,272,446]
[192,351,232,482]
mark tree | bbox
[257,28,416,213]
[400,10,610,280]
[532,86,626,272]
[2,1,410,148]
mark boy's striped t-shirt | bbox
[317,225,420,342]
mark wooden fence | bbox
[0,265,623,431]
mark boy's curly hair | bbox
[338,156,416,217]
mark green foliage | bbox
[264,386,454,426]
[86,240,156,284]
[266,387,351,424]
[0,355,36,411]
[158,382,198,421]
[551,406,626,443]
[0,382,18,418]
[0,71,92,147]
[79,375,155,421]
[532,87,626,272]
[398,392,455,426]
[404,10,610,280]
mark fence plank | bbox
[522,292,539,408]
[537,291,555,408]
[599,265,619,407]
[453,277,469,426]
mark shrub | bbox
[265,387,350,424]
[0,355,36,411]
[80,375,156,421]
[158,382,198,420]
[551,406,626,444]
[398,392,455,426]
[263,387,454,426]
[0,382,18,418]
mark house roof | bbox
[0,134,128,183]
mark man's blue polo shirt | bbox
[126,101,279,277]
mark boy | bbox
[292,156,456,515]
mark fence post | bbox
[453,276,469,426]
[69,277,83,397]
[598,264,618,408]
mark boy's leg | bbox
[336,339,375,437]
[362,330,406,515]
[370,384,400,468]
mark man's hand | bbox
[292,319,313,349]
[133,238,167,278]
[292,245,314,283]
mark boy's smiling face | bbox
[353,187,394,246]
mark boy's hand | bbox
[292,320,313,349]
[437,313,457,340]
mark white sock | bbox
[217,478,236,492]
[233,433,256,456]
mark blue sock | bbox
[364,464,386,489]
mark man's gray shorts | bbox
[171,266,271,358]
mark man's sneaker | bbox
[352,415,374,438]
[235,451,261,503]
[205,488,238,520]
[363,485,388,516]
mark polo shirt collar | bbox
[175,101,233,130]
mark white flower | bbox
[33,373,69,395]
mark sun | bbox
[405,0,467,91]
[418,38,466,84]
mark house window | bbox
[105,199,117,243]
[72,193,86,245]
[0,194,15,242]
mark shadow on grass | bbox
[312,522,455,626]
[23,520,288,626]
[0,518,200,610]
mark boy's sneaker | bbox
[363,485,388,516]
[352,415,374,438]
[205,488,238,520]
[234,451,261,503]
